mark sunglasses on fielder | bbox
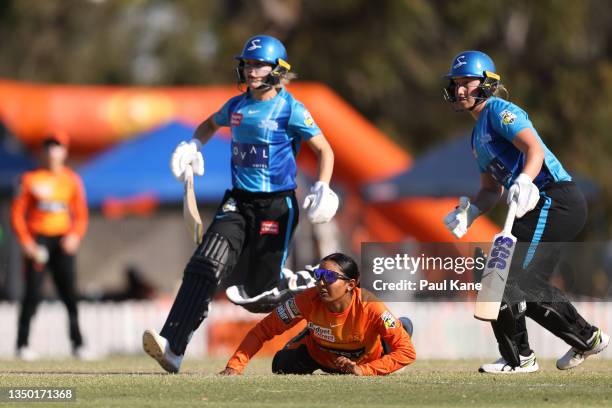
[314,268,351,284]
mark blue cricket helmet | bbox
[235,35,288,65]
[445,50,496,79]
[443,51,502,107]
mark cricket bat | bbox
[183,165,203,244]
[474,199,518,321]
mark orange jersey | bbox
[227,287,416,376]
[11,167,88,245]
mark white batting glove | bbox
[170,139,204,182]
[443,196,481,239]
[507,173,540,218]
[302,181,339,224]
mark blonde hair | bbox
[276,72,298,88]
[493,83,509,100]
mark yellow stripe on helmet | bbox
[277,59,291,71]
[484,71,501,80]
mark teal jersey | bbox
[471,97,571,189]
[214,88,321,192]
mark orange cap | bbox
[43,130,70,147]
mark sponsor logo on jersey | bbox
[487,157,513,186]
[231,141,269,169]
[258,119,279,131]
[500,109,517,125]
[247,109,260,115]
[231,112,243,126]
[37,201,68,213]
[222,197,237,213]
[260,220,279,235]
[285,298,301,319]
[276,304,292,324]
[316,343,365,359]
[381,310,397,329]
[308,322,336,342]
[32,183,53,199]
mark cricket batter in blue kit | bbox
[143,34,339,373]
[442,51,609,373]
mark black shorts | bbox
[507,181,587,302]
[512,181,587,245]
[207,188,299,296]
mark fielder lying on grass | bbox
[220,253,416,376]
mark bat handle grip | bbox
[184,164,194,183]
[503,199,518,232]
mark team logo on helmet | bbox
[453,55,467,69]
[247,39,262,51]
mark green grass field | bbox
[1,356,611,407]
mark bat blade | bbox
[183,166,203,244]
[474,200,518,321]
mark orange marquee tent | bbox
[0,79,499,244]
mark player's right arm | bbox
[170,115,219,181]
[10,174,38,259]
[224,296,310,374]
[170,98,235,181]
[443,171,502,239]
[472,172,503,214]
[445,173,502,238]
[192,115,220,145]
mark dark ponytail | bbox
[320,253,360,283]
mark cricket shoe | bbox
[73,346,101,361]
[399,317,414,337]
[479,352,539,374]
[16,346,39,361]
[142,329,183,373]
[556,329,610,370]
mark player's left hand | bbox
[302,181,339,224]
[334,356,363,376]
[507,173,540,218]
[218,367,241,376]
[60,233,81,255]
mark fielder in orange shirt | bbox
[10,131,89,361]
[221,253,416,376]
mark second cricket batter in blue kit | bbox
[143,34,339,373]
[442,50,609,373]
